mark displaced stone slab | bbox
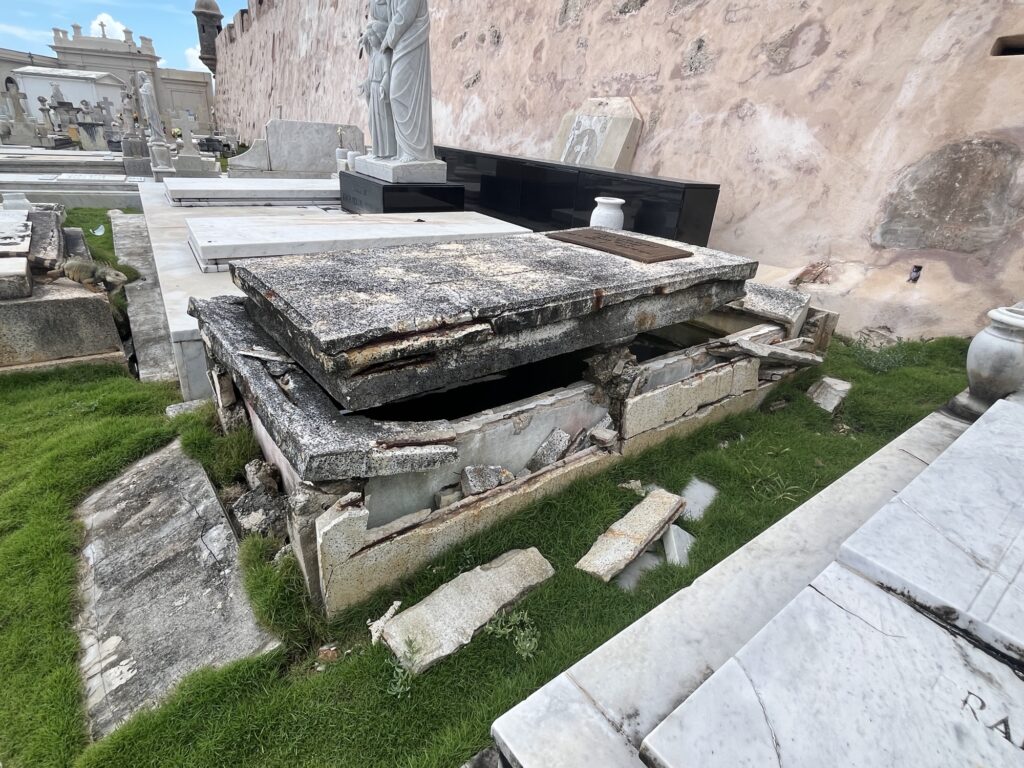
[807,376,852,414]
[382,548,554,673]
[526,428,572,472]
[234,232,756,409]
[553,96,643,172]
[492,412,968,767]
[839,399,1024,662]
[724,281,810,338]
[76,441,278,738]
[576,489,685,581]
[621,358,759,439]
[0,256,31,299]
[461,465,515,496]
[713,337,823,367]
[640,563,1024,768]
[0,282,121,368]
[662,525,696,566]
[27,209,64,269]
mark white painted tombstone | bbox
[552,97,643,172]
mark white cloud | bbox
[157,58,167,67]
[89,13,126,40]
[0,23,53,43]
[184,46,206,72]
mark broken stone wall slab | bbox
[0,282,122,368]
[27,208,64,269]
[807,376,852,414]
[689,282,811,340]
[321,448,618,615]
[382,548,554,673]
[76,441,278,738]
[0,257,31,299]
[233,232,757,410]
[576,489,685,582]
[621,358,759,439]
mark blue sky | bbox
[0,0,245,71]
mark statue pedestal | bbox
[353,155,448,184]
[339,170,464,214]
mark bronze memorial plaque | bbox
[547,228,693,264]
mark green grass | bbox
[61,337,967,768]
[0,365,180,768]
[63,208,143,283]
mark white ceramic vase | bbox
[966,305,1024,403]
[590,196,625,230]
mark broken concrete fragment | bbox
[680,477,718,521]
[27,209,65,270]
[663,525,696,566]
[164,399,207,418]
[589,427,619,448]
[461,465,515,496]
[526,428,572,472]
[368,600,401,645]
[725,282,810,338]
[0,257,32,300]
[316,503,370,581]
[244,459,280,493]
[711,338,823,367]
[807,376,852,414]
[231,487,289,539]
[775,337,816,352]
[382,547,554,673]
[613,551,664,592]
[434,485,464,509]
[576,489,686,582]
[618,479,646,497]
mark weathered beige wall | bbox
[215,0,1024,337]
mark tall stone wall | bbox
[214,0,1024,337]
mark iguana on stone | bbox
[46,259,128,293]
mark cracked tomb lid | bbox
[231,232,757,356]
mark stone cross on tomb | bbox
[172,113,199,156]
[97,96,115,128]
[98,20,107,38]
[3,83,28,123]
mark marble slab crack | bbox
[807,583,906,640]
[564,671,642,750]
[966,527,1024,621]
[734,657,784,768]
[896,496,991,570]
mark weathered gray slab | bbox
[0,282,121,368]
[27,209,64,269]
[266,119,364,174]
[382,548,554,673]
[724,281,810,337]
[840,399,1024,662]
[111,212,178,383]
[77,441,278,737]
[492,411,969,767]
[0,257,31,299]
[234,232,756,409]
[163,177,341,207]
[807,375,851,414]
[576,489,685,581]
[189,296,458,481]
[641,563,1024,768]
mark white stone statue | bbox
[49,82,65,104]
[136,71,165,142]
[360,20,396,159]
[382,0,434,162]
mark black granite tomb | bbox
[339,170,465,214]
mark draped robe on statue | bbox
[383,0,434,162]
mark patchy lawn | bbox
[0,339,969,767]
[73,338,968,768]
[63,208,143,283]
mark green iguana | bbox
[46,259,128,293]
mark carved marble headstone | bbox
[552,97,643,172]
[136,71,174,175]
[352,0,448,184]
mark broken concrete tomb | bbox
[189,229,838,614]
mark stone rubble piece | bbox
[709,337,823,367]
[368,600,402,645]
[576,489,686,582]
[316,504,371,595]
[613,551,664,592]
[230,487,289,540]
[461,465,515,496]
[526,428,572,472]
[618,479,646,497]
[434,485,464,509]
[807,376,852,414]
[244,458,280,493]
[680,477,718,521]
[164,399,207,418]
[382,548,554,674]
[0,257,32,300]
[760,365,796,382]
[724,281,811,338]
[588,427,618,448]
[662,525,697,566]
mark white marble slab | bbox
[840,398,1024,662]
[641,563,1024,768]
[55,173,128,182]
[491,412,969,767]
[163,177,340,206]
[186,211,529,266]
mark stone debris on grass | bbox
[807,376,852,414]
[526,428,572,472]
[663,525,696,566]
[618,479,646,497]
[244,458,280,493]
[230,487,289,539]
[576,489,686,582]
[382,547,554,673]
[164,399,208,419]
[680,477,718,521]
[460,746,503,768]
[461,464,515,496]
[368,600,402,645]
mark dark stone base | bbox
[339,170,465,214]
